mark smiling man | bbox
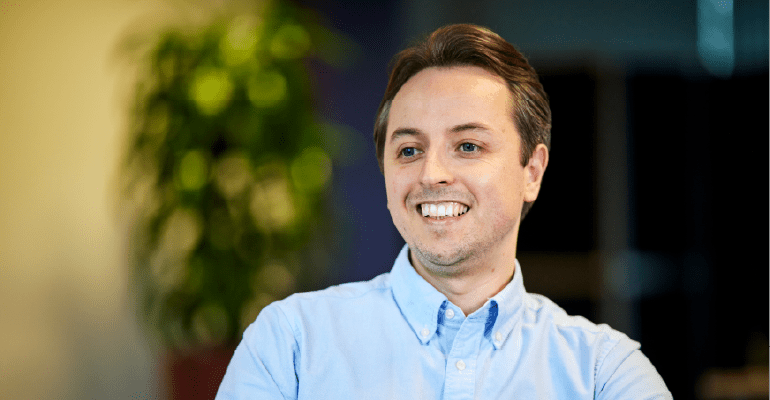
[383,64,547,317]
[217,24,672,399]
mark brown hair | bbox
[373,23,551,218]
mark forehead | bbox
[387,66,513,136]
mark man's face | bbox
[384,66,544,273]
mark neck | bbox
[409,244,516,316]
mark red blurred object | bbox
[165,346,235,399]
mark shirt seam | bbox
[272,301,302,347]
[270,302,301,400]
[593,336,629,398]
[243,350,288,400]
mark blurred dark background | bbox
[297,0,768,399]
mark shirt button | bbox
[445,309,455,319]
[495,331,503,342]
[456,360,466,371]
[421,328,430,337]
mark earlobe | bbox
[524,144,549,202]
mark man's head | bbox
[377,24,551,273]
[374,24,551,219]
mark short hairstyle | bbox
[373,24,551,219]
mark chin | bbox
[410,242,475,270]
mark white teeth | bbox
[419,201,469,219]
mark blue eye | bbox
[460,143,478,152]
[401,147,417,157]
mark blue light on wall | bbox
[698,0,735,78]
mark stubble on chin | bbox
[408,241,478,277]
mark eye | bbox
[400,147,418,157]
[460,143,479,152]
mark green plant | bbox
[120,1,352,350]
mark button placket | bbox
[442,315,484,400]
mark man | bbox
[217,24,672,399]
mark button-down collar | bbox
[390,246,447,344]
[390,245,525,349]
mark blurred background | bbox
[0,0,766,399]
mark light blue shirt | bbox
[217,245,672,399]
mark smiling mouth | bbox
[418,202,469,219]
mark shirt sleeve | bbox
[595,342,673,400]
[216,303,300,400]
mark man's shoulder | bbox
[522,292,638,353]
[266,272,393,317]
[520,294,670,398]
[293,271,392,300]
[244,272,396,345]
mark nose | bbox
[419,150,453,187]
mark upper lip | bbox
[415,200,470,207]
[408,191,472,210]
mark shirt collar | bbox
[390,245,447,345]
[390,244,526,349]
[485,257,525,349]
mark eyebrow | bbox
[450,122,492,134]
[389,123,492,143]
[389,127,422,143]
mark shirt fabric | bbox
[217,245,672,399]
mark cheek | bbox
[384,173,404,211]
[385,166,412,201]
[478,173,522,217]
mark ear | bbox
[523,144,549,202]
